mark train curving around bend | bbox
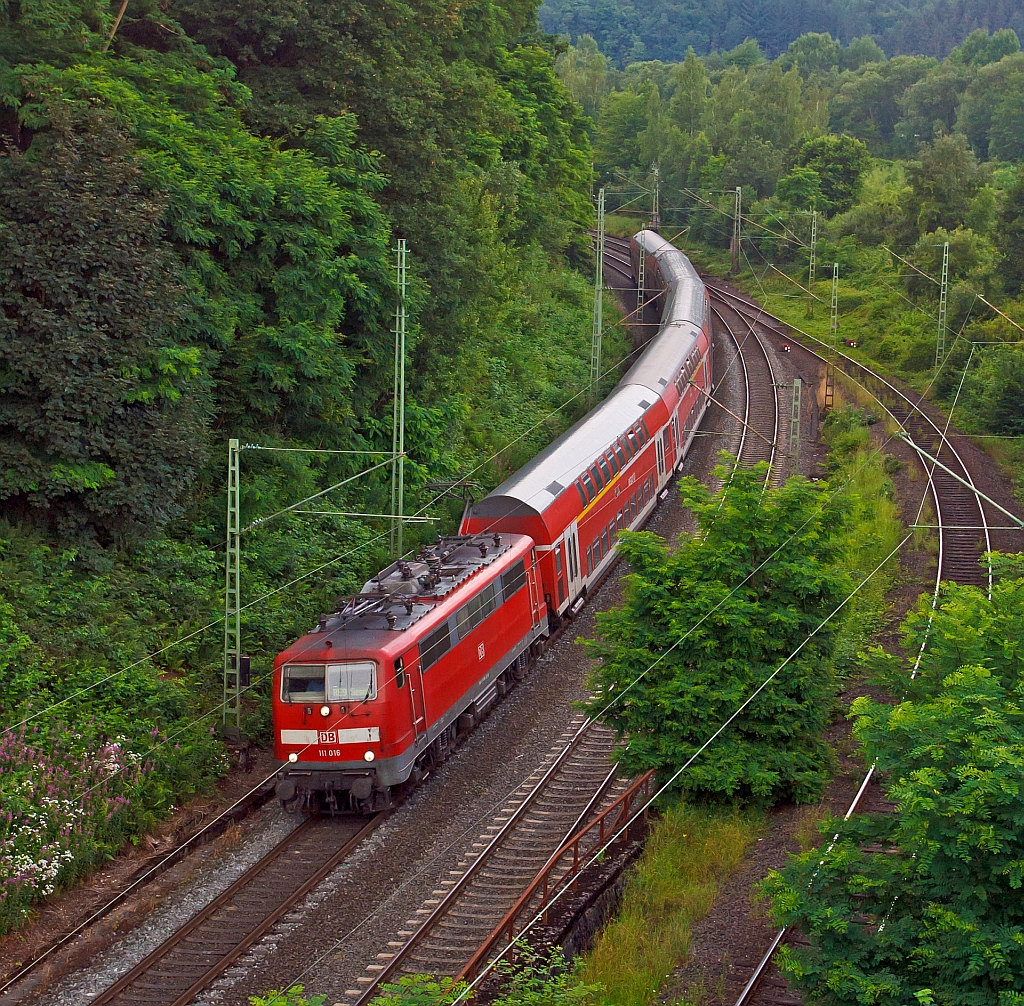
[273,232,712,813]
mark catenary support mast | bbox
[591,188,605,404]
[391,240,407,558]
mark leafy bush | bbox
[763,554,1024,1006]
[585,458,852,805]
[0,721,152,934]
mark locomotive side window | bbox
[327,662,376,702]
[420,622,451,671]
[394,657,406,689]
[501,560,526,600]
[282,664,326,703]
[456,581,498,638]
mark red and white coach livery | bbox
[459,230,712,621]
[273,231,712,812]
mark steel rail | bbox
[89,813,386,1006]
[352,717,621,1003]
[702,282,1009,1006]
[708,301,782,489]
[707,283,995,590]
[0,776,277,999]
[456,769,656,983]
[717,298,782,482]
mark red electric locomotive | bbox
[273,533,545,812]
[273,231,712,812]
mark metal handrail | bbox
[457,769,655,982]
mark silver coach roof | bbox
[468,232,706,521]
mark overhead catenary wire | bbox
[446,533,912,1005]
[272,255,999,1001]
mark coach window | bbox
[613,442,627,466]
[554,547,562,575]
[590,465,604,491]
[626,431,640,454]
[641,419,651,442]
[598,457,612,483]
[575,483,588,507]
[586,545,593,574]
[606,451,619,476]
[601,528,609,554]
[581,471,596,500]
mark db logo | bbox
[318,731,337,744]
[477,642,485,660]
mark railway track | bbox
[87,814,384,1006]
[708,300,781,481]
[348,716,625,1001]
[707,281,1004,589]
[704,280,1024,1006]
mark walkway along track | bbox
[704,280,1024,1006]
[349,716,626,1001]
[87,815,385,1006]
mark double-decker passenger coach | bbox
[273,230,712,812]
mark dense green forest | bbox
[0,0,625,930]
[541,0,1024,66]
[560,27,1024,447]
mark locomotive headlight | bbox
[320,705,331,717]
[288,752,298,763]
[363,750,375,762]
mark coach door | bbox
[565,523,583,598]
[398,646,427,737]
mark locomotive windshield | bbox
[282,662,377,703]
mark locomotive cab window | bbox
[282,662,376,703]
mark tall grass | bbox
[581,804,757,1006]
